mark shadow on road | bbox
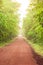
[32,48,43,65]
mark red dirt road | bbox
[0,37,39,65]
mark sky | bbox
[11,0,30,36]
[11,0,30,21]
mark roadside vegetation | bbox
[23,0,43,56]
[0,0,20,46]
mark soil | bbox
[0,37,43,65]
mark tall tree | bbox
[0,0,20,42]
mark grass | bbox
[0,41,12,48]
[24,37,43,56]
[0,37,16,48]
[28,40,43,56]
[0,41,11,47]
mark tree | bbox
[23,0,43,44]
[0,0,20,42]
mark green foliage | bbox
[0,0,19,43]
[23,0,43,44]
[23,0,43,56]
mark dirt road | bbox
[0,37,42,65]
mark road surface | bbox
[0,37,42,65]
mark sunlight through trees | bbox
[23,0,43,56]
[0,0,43,56]
[0,0,20,43]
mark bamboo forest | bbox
[0,0,43,65]
[0,0,20,43]
[23,0,43,56]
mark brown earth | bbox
[0,37,43,65]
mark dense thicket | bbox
[23,0,43,45]
[0,0,20,42]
